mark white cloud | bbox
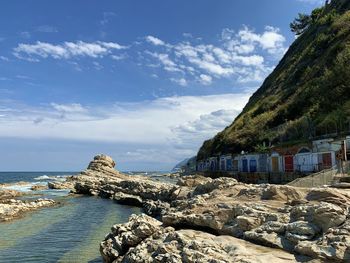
[19,31,31,39]
[0,93,251,150]
[170,77,187,86]
[198,74,212,85]
[50,103,87,113]
[146,36,165,46]
[0,56,9,61]
[237,26,286,57]
[12,24,287,87]
[147,52,182,73]
[100,12,117,25]
[187,56,234,76]
[13,41,127,60]
[144,25,287,86]
[172,109,240,148]
[93,61,104,70]
[111,54,127,60]
[182,33,193,38]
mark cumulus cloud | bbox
[198,74,212,85]
[13,41,127,60]
[0,93,251,151]
[144,25,287,86]
[146,36,165,46]
[170,77,187,86]
[147,52,182,73]
[50,103,87,113]
[12,25,287,86]
[0,56,9,61]
[100,12,117,25]
[227,26,286,57]
[172,109,240,148]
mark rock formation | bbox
[71,155,178,205]
[100,214,307,263]
[55,155,350,262]
[0,189,55,221]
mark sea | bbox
[0,171,172,263]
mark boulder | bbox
[48,181,75,190]
[100,214,162,263]
[101,214,303,263]
[295,219,350,261]
[30,184,48,191]
[290,202,347,232]
[0,198,55,222]
[192,177,238,196]
[113,192,143,206]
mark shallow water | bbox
[0,172,141,263]
[0,195,140,263]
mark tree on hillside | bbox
[290,13,312,35]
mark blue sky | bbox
[0,0,323,171]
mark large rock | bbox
[80,154,126,179]
[88,154,116,170]
[0,197,55,222]
[101,214,304,263]
[192,177,238,196]
[290,202,347,232]
[48,181,75,190]
[100,214,162,263]
[295,219,350,261]
[113,192,143,206]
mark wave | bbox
[2,183,34,192]
[34,175,51,180]
[34,175,70,181]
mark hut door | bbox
[220,159,225,171]
[226,159,232,171]
[284,156,294,172]
[250,159,257,172]
[242,159,248,172]
[233,160,239,171]
[322,153,332,169]
[272,157,279,172]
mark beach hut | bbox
[197,161,204,172]
[239,154,260,173]
[209,157,218,171]
[312,139,338,170]
[294,147,317,173]
[269,152,283,173]
[232,156,239,172]
[258,154,268,172]
[317,152,335,169]
[219,155,232,171]
[205,159,210,171]
[284,155,294,172]
[240,156,249,172]
[219,155,233,171]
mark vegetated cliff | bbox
[198,0,350,160]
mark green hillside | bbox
[198,0,350,160]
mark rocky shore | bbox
[0,189,55,222]
[55,154,350,262]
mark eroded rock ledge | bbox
[0,189,55,222]
[60,155,350,262]
[100,214,303,263]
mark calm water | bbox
[0,172,141,263]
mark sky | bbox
[0,0,324,171]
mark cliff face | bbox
[198,0,350,160]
